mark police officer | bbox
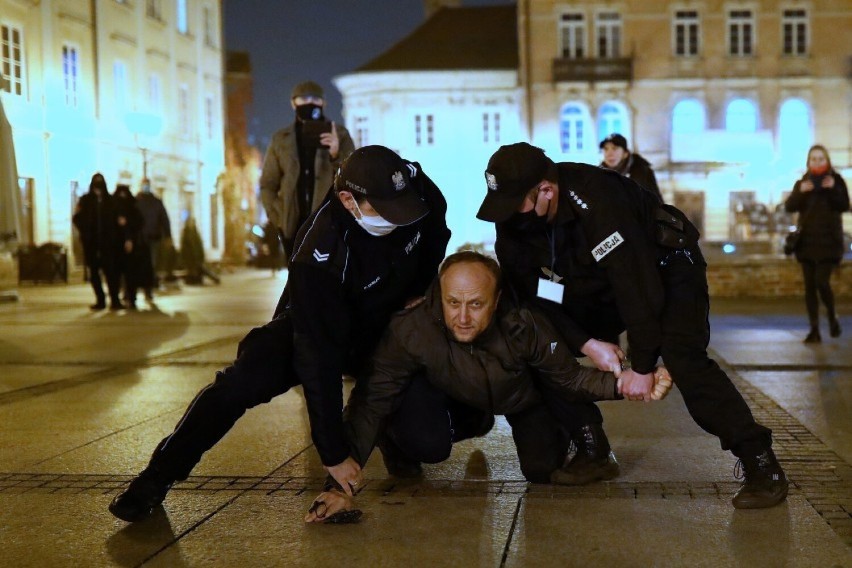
[109,146,451,522]
[475,142,788,509]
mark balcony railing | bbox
[552,56,633,83]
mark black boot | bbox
[732,448,788,509]
[803,327,821,343]
[550,424,619,485]
[377,434,422,479]
[829,316,842,338]
[108,467,174,522]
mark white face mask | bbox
[352,200,398,236]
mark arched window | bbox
[560,103,590,152]
[597,102,630,143]
[725,98,758,132]
[778,98,812,165]
[671,99,706,134]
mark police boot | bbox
[108,467,174,522]
[550,424,619,485]
[732,448,788,509]
[377,434,422,479]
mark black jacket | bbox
[283,164,450,466]
[784,172,849,263]
[135,192,172,243]
[602,152,663,203]
[495,163,702,375]
[342,279,619,466]
[72,191,120,267]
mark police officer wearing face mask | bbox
[109,146,451,523]
[259,80,356,260]
[476,142,788,510]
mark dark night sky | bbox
[222,0,514,151]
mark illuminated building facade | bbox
[336,1,851,248]
[1,0,225,262]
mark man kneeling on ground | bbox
[305,251,671,523]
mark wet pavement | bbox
[0,268,850,567]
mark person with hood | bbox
[72,173,122,310]
[599,133,663,203]
[109,146,451,523]
[135,178,171,299]
[784,144,850,343]
[305,251,673,523]
[113,184,152,309]
[259,80,356,260]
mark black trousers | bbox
[799,260,838,325]
[86,259,120,306]
[386,374,566,484]
[659,256,772,456]
[149,316,301,480]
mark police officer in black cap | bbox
[109,146,451,522]
[476,142,788,509]
[599,133,663,203]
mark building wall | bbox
[0,0,226,263]
[520,0,851,241]
[335,70,522,250]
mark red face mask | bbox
[809,164,829,176]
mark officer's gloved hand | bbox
[580,338,625,373]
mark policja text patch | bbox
[591,231,624,262]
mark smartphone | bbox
[301,120,332,147]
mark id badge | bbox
[537,278,564,303]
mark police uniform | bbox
[478,144,786,510]
[494,162,773,456]
[145,158,450,481]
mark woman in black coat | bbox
[784,145,850,343]
[72,173,123,310]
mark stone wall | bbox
[706,256,852,298]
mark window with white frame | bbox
[596,12,621,58]
[673,10,700,57]
[148,74,161,111]
[1,24,24,96]
[203,6,216,47]
[559,13,585,58]
[725,98,757,132]
[560,104,589,152]
[113,61,127,110]
[62,45,79,107]
[204,93,214,139]
[482,112,501,144]
[178,84,190,137]
[728,10,754,56]
[414,114,434,146]
[597,102,628,141]
[177,0,189,34]
[782,9,808,56]
[353,116,369,147]
[671,99,706,134]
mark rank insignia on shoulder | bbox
[313,249,330,262]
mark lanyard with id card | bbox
[537,227,564,304]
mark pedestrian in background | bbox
[599,133,663,203]
[259,80,356,260]
[180,216,220,285]
[135,178,171,300]
[784,144,850,343]
[113,184,152,309]
[72,173,122,310]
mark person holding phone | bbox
[259,80,356,260]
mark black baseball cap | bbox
[334,145,429,226]
[599,133,628,150]
[291,80,324,100]
[476,143,552,223]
